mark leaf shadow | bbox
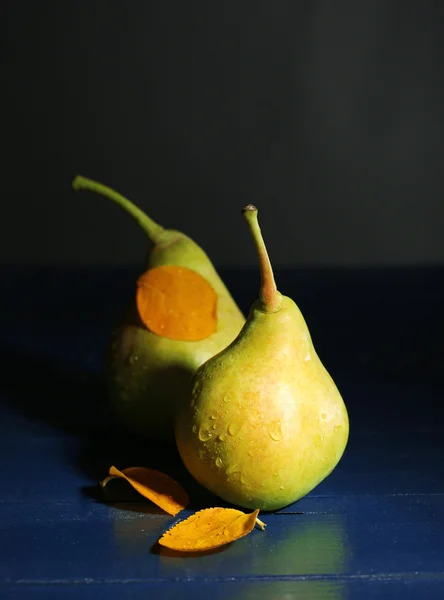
[108,501,169,516]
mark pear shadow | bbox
[0,345,221,513]
[0,346,126,481]
[0,346,114,436]
[0,346,183,483]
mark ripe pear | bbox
[175,205,349,510]
[72,176,245,441]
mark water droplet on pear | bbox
[228,422,240,436]
[198,427,213,442]
[267,420,283,441]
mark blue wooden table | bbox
[1,267,443,599]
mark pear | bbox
[175,205,349,510]
[72,176,245,441]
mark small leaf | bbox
[158,507,266,552]
[136,265,218,341]
[100,466,188,516]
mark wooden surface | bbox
[1,266,443,599]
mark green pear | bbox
[72,176,245,441]
[175,205,349,510]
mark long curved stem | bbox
[242,205,282,313]
[72,175,165,244]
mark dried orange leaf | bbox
[136,265,217,341]
[100,466,189,516]
[158,507,266,552]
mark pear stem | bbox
[72,175,165,244]
[242,205,282,313]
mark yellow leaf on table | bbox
[158,507,266,552]
[136,265,218,341]
[100,466,189,516]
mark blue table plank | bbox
[3,579,444,600]
[1,494,443,582]
[1,267,444,599]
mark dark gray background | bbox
[3,1,444,267]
